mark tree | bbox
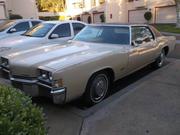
[175,0,180,27]
[36,0,66,12]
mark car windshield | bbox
[74,25,130,45]
[23,23,55,37]
[0,20,16,32]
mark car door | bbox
[7,21,30,36]
[48,23,73,42]
[128,26,158,72]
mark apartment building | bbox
[65,0,106,23]
[0,0,38,19]
[106,0,177,24]
[0,0,6,19]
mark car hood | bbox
[9,41,127,77]
[0,35,43,48]
[0,33,9,40]
[0,36,68,56]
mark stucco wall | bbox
[0,1,6,19]
[106,0,176,23]
[105,0,128,23]
[6,0,38,19]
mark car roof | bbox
[12,19,43,22]
[88,23,149,27]
[43,20,87,25]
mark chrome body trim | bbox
[10,77,37,84]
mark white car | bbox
[0,20,5,24]
[0,21,86,54]
[0,19,42,40]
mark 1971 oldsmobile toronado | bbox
[0,24,176,105]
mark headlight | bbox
[38,69,63,88]
[1,57,9,68]
[39,69,53,81]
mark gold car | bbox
[0,24,176,105]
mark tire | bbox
[84,71,110,106]
[152,49,166,68]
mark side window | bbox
[72,23,85,35]
[11,22,30,32]
[50,23,71,38]
[149,26,162,37]
[132,26,154,45]
[31,21,41,26]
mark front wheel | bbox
[84,72,110,106]
[152,49,166,68]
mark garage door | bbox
[129,10,147,23]
[0,4,5,19]
[156,6,176,24]
[93,12,104,23]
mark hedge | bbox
[9,14,23,19]
[39,16,59,21]
[0,85,46,135]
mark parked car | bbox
[0,19,42,40]
[0,20,6,24]
[0,21,86,55]
[0,24,176,105]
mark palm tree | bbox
[175,0,180,27]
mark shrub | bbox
[100,14,105,23]
[0,85,46,135]
[39,16,59,21]
[9,14,23,19]
[144,11,152,22]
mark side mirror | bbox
[50,34,59,39]
[9,28,17,33]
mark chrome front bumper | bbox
[10,76,66,104]
[37,81,66,104]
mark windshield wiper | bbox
[22,34,32,37]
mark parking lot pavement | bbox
[80,59,180,135]
[169,43,180,59]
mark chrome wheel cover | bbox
[90,74,109,103]
[158,51,165,67]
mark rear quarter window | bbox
[150,26,162,37]
[31,21,41,26]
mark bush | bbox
[0,85,46,135]
[100,14,105,23]
[9,14,23,19]
[39,16,59,21]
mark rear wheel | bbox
[84,72,110,106]
[152,49,166,68]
